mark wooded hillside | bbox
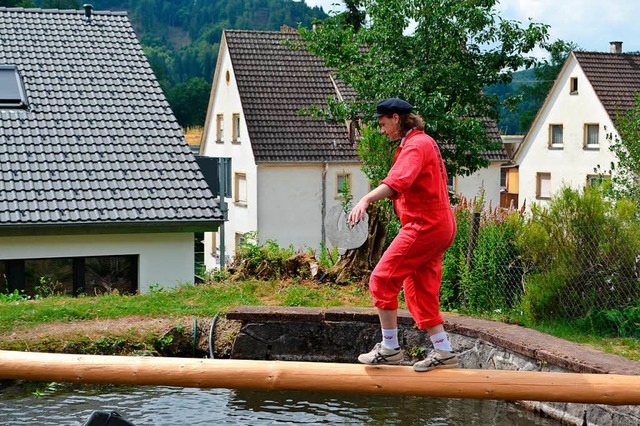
[6,0,554,132]
[8,0,326,126]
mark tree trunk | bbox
[329,204,392,285]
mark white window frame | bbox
[549,124,563,148]
[216,114,224,143]
[570,77,578,94]
[232,113,241,143]
[536,172,551,199]
[584,123,600,148]
[234,172,247,206]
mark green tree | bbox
[301,0,549,179]
[518,40,576,132]
[603,95,640,205]
[39,0,79,8]
[167,77,211,127]
[338,0,365,31]
[142,44,175,92]
[299,0,550,276]
[0,0,35,6]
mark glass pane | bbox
[235,174,247,203]
[217,115,224,140]
[0,68,21,101]
[85,256,137,296]
[337,174,351,196]
[0,261,7,293]
[539,174,551,197]
[24,258,73,297]
[233,114,240,140]
[552,126,563,145]
[587,125,599,145]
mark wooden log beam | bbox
[1,350,639,405]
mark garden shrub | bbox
[231,231,296,279]
[441,201,471,310]
[518,186,640,321]
[580,306,640,338]
[441,197,524,315]
[465,211,523,313]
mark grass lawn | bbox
[0,278,638,361]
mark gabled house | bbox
[512,42,640,209]
[200,29,367,267]
[200,28,509,267]
[0,7,223,295]
[451,118,509,208]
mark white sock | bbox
[381,328,399,349]
[430,331,453,352]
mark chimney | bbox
[610,41,622,54]
[83,4,93,21]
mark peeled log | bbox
[0,350,639,405]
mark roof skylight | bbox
[0,65,28,109]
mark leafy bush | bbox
[441,197,524,315]
[580,306,640,338]
[518,186,640,321]
[465,211,523,313]
[0,289,29,303]
[441,201,471,310]
[231,231,321,280]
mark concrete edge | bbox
[226,306,640,376]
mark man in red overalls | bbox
[348,98,459,372]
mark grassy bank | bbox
[0,278,638,361]
[0,279,372,334]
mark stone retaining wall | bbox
[226,306,640,426]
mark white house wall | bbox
[257,163,368,253]
[455,163,502,208]
[516,56,618,210]
[0,233,195,293]
[201,41,257,269]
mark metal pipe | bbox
[208,314,219,359]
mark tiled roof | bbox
[440,117,508,163]
[0,8,223,232]
[481,117,509,162]
[224,30,359,163]
[224,30,506,164]
[574,51,640,119]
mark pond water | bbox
[0,382,561,425]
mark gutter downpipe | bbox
[321,162,328,246]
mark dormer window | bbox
[570,77,578,95]
[0,65,28,109]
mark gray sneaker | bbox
[413,349,459,372]
[358,343,403,365]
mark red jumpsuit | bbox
[371,129,456,329]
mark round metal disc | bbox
[325,204,369,250]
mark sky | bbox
[302,0,640,56]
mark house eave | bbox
[0,220,223,238]
[255,159,362,165]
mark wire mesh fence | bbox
[442,190,640,338]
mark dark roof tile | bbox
[224,30,506,164]
[574,51,640,120]
[224,30,358,163]
[0,7,222,229]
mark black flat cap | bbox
[373,98,413,117]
